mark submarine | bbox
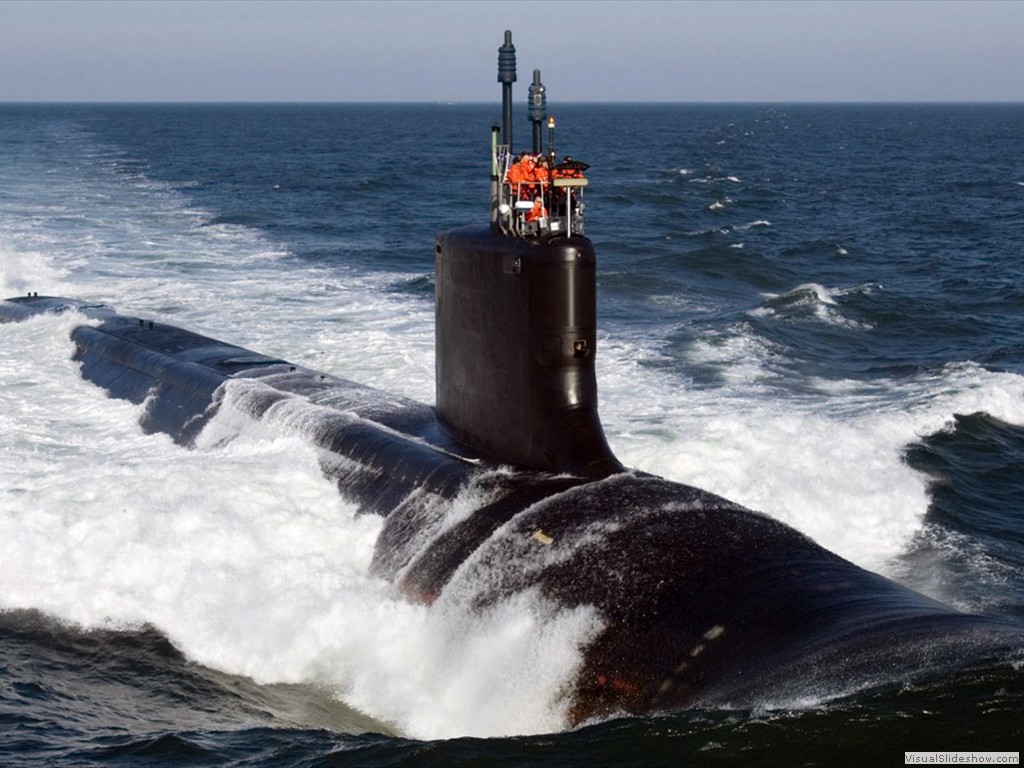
[3,32,1022,727]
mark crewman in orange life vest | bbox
[525,195,547,223]
[506,153,537,199]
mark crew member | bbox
[534,155,550,186]
[506,153,537,199]
[525,195,547,223]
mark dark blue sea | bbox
[2,103,1024,764]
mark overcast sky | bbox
[1,0,1022,102]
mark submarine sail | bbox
[435,31,621,479]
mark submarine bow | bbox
[3,31,1023,726]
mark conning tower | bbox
[435,31,622,480]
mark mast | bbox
[528,69,547,155]
[497,30,516,151]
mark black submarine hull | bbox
[3,294,1021,724]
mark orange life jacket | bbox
[508,156,540,198]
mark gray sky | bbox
[1,0,1022,102]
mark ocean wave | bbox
[735,219,772,230]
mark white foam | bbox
[736,219,772,230]
[598,326,1024,578]
[0,311,597,739]
[347,589,600,739]
[0,245,70,297]
[750,283,873,331]
[761,283,837,306]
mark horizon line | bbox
[3,99,1024,107]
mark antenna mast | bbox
[497,30,517,150]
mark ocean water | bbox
[1,102,1024,764]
